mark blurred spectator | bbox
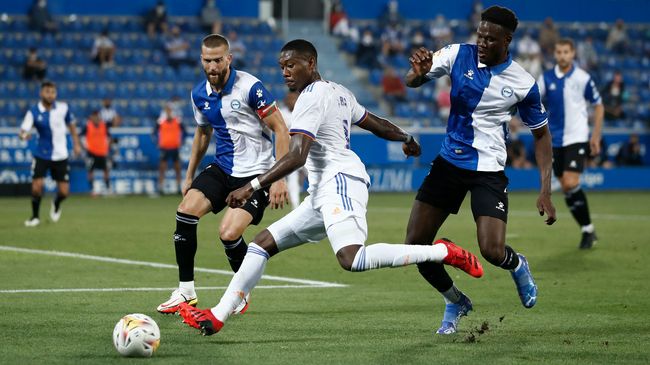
[408,29,427,54]
[516,32,542,79]
[91,30,116,68]
[616,133,644,166]
[506,117,533,169]
[154,104,185,194]
[29,0,57,33]
[378,0,404,29]
[164,26,194,69]
[577,36,599,73]
[606,19,629,54]
[145,1,168,37]
[539,17,559,57]
[468,0,483,29]
[435,77,451,120]
[602,71,628,121]
[100,98,121,168]
[587,138,614,169]
[356,29,381,69]
[23,48,47,81]
[81,110,112,196]
[380,24,406,59]
[329,1,350,38]
[158,96,185,123]
[200,0,222,34]
[228,31,247,69]
[429,14,453,50]
[381,67,407,114]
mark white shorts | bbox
[267,173,369,254]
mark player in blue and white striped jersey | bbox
[19,81,81,227]
[404,6,557,334]
[157,34,290,315]
[538,38,604,249]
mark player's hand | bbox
[589,135,601,156]
[402,136,421,157]
[226,185,254,208]
[536,193,556,225]
[409,47,433,77]
[268,179,289,209]
[181,178,193,196]
[73,144,82,158]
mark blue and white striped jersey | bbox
[425,44,548,171]
[20,101,75,161]
[538,64,601,148]
[191,67,277,177]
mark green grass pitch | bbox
[1,192,649,364]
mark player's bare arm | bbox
[405,47,433,88]
[19,129,31,141]
[590,103,605,156]
[261,108,290,209]
[531,125,557,225]
[68,123,82,157]
[226,134,311,208]
[357,112,421,157]
[182,125,212,195]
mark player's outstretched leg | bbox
[436,292,473,335]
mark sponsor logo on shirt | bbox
[464,69,474,80]
[549,83,556,90]
[203,101,211,110]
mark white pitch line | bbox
[0,245,347,288]
[0,285,333,294]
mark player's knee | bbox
[336,245,362,271]
[219,225,243,242]
[479,244,504,266]
[251,229,279,257]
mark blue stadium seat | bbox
[395,103,414,118]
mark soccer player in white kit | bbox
[538,38,604,249]
[178,39,484,336]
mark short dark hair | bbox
[556,38,575,50]
[281,39,318,61]
[41,80,56,89]
[481,6,518,33]
[202,33,229,50]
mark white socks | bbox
[211,243,269,322]
[179,281,195,296]
[581,224,594,233]
[350,243,448,272]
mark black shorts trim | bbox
[415,155,509,222]
[160,148,180,162]
[189,163,270,225]
[32,157,70,182]
[87,153,108,170]
[552,143,588,178]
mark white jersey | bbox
[20,101,75,161]
[289,80,370,194]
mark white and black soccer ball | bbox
[112,313,160,357]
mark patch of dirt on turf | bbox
[462,321,490,343]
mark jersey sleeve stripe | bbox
[527,118,548,130]
[289,129,316,140]
[353,110,369,125]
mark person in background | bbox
[145,1,168,37]
[28,0,57,33]
[382,66,407,115]
[200,0,222,34]
[616,133,644,166]
[606,19,629,55]
[81,110,111,196]
[23,47,48,81]
[154,103,185,195]
[228,31,247,69]
[602,71,627,122]
[91,30,116,68]
[165,25,194,69]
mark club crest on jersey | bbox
[231,100,241,109]
[501,86,514,98]
[464,69,474,80]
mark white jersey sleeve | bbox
[425,44,461,80]
[289,83,324,140]
[350,93,368,126]
[20,109,34,132]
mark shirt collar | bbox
[478,53,512,75]
[38,101,55,112]
[553,63,575,79]
[205,67,237,96]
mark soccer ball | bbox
[112,313,160,357]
